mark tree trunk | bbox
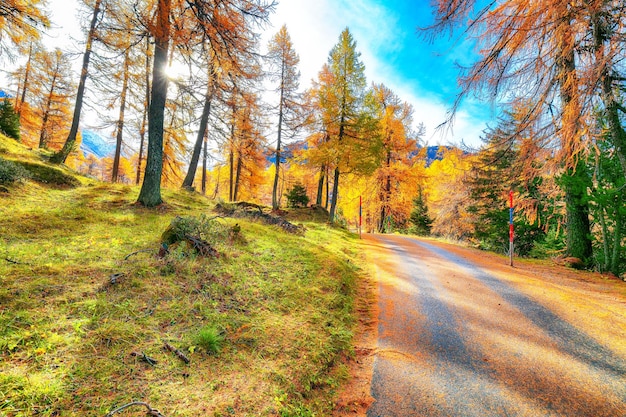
[610,194,623,275]
[316,164,325,206]
[136,37,151,185]
[563,164,593,262]
[592,12,626,180]
[556,15,592,263]
[228,133,234,202]
[182,90,212,189]
[112,48,130,183]
[329,167,340,223]
[17,43,33,116]
[233,152,242,202]
[51,0,101,164]
[272,86,284,210]
[137,0,171,207]
[38,71,58,149]
[201,130,208,195]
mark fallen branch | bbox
[163,341,190,364]
[123,249,155,260]
[185,235,219,257]
[3,257,31,265]
[105,401,166,417]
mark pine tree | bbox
[0,99,20,140]
[409,188,432,236]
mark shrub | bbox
[0,100,20,140]
[0,157,30,184]
[285,183,310,208]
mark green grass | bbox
[0,134,370,416]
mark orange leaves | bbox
[0,0,49,56]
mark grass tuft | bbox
[192,325,224,355]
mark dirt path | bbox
[360,234,626,417]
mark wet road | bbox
[365,235,626,417]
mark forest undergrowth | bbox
[0,136,372,416]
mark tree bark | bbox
[556,14,592,263]
[272,79,285,210]
[112,48,130,183]
[38,70,58,148]
[201,130,208,195]
[316,164,325,206]
[51,0,101,164]
[136,37,151,185]
[329,167,340,223]
[182,90,212,189]
[233,152,242,202]
[563,163,593,262]
[137,0,171,207]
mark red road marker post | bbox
[509,190,514,267]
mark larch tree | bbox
[367,83,420,232]
[315,28,368,223]
[31,48,74,150]
[426,0,606,263]
[266,24,301,210]
[52,0,103,164]
[137,0,275,207]
[136,0,171,207]
[0,0,49,59]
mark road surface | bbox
[364,234,626,417]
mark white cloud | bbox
[263,0,488,148]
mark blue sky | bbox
[264,0,493,147]
[14,0,493,147]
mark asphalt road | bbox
[365,234,626,417]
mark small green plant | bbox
[193,325,223,354]
[286,183,310,208]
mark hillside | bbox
[0,134,375,416]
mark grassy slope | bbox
[0,135,372,417]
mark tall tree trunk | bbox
[17,42,33,116]
[228,129,235,202]
[324,167,329,209]
[316,164,325,206]
[563,163,593,262]
[557,15,593,263]
[201,130,208,195]
[272,86,284,210]
[592,12,626,179]
[112,48,130,183]
[182,90,212,189]
[136,37,152,185]
[51,0,101,164]
[38,72,58,149]
[610,194,623,275]
[329,167,340,223]
[233,152,242,201]
[379,151,392,233]
[137,0,171,207]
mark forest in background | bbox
[0,0,625,276]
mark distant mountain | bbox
[81,129,115,159]
[0,90,10,99]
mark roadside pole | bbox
[359,196,362,238]
[509,190,514,267]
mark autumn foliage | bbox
[1,1,625,274]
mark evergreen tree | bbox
[0,100,20,140]
[286,183,310,208]
[409,188,432,236]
